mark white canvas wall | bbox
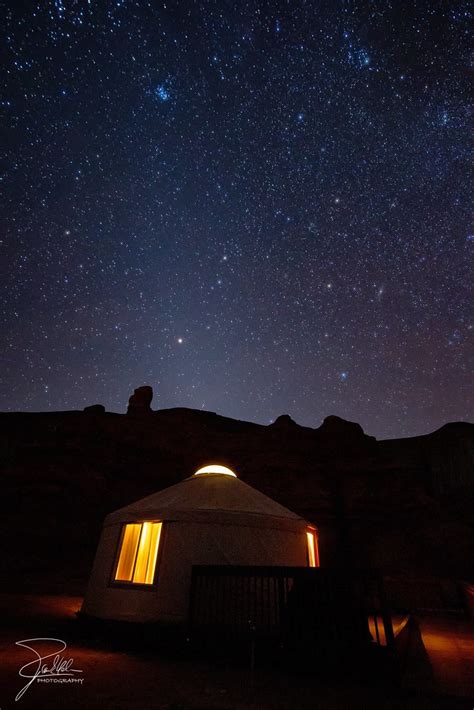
[82,519,309,623]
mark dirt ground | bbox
[419,617,474,699]
[0,594,471,710]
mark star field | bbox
[1,1,473,438]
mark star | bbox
[0,1,470,439]
[155,85,170,102]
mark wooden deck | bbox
[188,565,395,656]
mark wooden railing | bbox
[188,566,394,654]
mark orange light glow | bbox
[115,522,162,584]
[306,530,319,567]
[115,523,141,581]
[194,464,237,477]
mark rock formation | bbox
[83,404,105,414]
[271,414,299,428]
[127,385,153,415]
[0,390,472,606]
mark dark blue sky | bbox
[1,1,472,438]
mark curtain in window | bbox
[306,531,319,567]
[115,522,162,584]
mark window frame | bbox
[109,520,165,589]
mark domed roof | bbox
[105,466,307,532]
[193,464,237,477]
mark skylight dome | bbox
[194,464,237,477]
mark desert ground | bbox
[0,593,472,710]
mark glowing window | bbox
[306,530,319,568]
[115,522,162,584]
[194,464,237,477]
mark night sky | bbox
[1,1,472,439]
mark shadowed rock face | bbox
[271,414,300,429]
[83,404,106,415]
[0,388,473,596]
[127,386,153,415]
[319,415,365,439]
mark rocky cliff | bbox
[1,388,473,595]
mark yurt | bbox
[81,464,319,624]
